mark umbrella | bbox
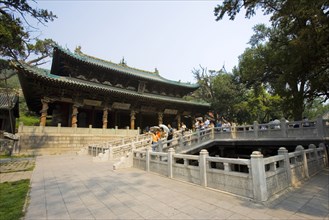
[150,126,160,131]
[159,124,169,133]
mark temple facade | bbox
[15,46,210,131]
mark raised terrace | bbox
[83,117,328,202]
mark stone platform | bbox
[20,154,328,220]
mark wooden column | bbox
[102,107,109,128]
[71,104,79,127]
[130,110,136,130]
[39,98,50,127]
[158,112,163,125]
[177,114,181,129]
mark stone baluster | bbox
[253,121,259,139]
[250,151,268,202]
[278,147,292,186]
[295,145,309,179]
[319,143,328,166]
[168,148,174,178]
[199,149,209,187]
[145,147,151,172]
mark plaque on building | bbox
[183,111,191,116]
[138,81,146,93]
[164,109,178,115]
[60,97,73,103]
[112,102,131,110]
[83,99,102,106]
[141,106,156,112]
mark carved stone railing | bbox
[87,117,329,164]
[133,143,328,202]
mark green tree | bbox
[0,0,56,60]
[191,65,284,124]
[212,71,244,121]
[1,1,57,80]
[214,0,329,120]
[303,99,329,120]
[191,65,217,103]
[0,1,56,129]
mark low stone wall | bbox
[16,124,139,155]
[133,143,328,202]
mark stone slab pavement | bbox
[24,154,329,220]
[0,157,34,183]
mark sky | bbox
[32,0,271,83]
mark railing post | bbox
[197,129,201,143]
[179,135,184,149]
[89,124,92,134]
[309,144,320,168]
[278,147,292,186]
[211,127,214,140]
[199,149,209,187]
[316,116,324,137]
[108,144,113,161]
[250,151,268,202]
[296,145,309,179]
[57,123,61,133]
[145,147,151,172]
[158,139,163,152]
[253,121,259,139]
[168,148,174,179]
[319,143,328,167]
[223,162,231,171]
[281,118,287,137]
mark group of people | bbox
[145,115,233,151]
[147,124,174,151]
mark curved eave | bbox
[53,46,200,90]
[17,63,210,108]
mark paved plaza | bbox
[13,154,329,219]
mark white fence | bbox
[133,143,328,202]
[86,117,329,162]
[18,123,139,136]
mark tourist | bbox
[181,122,187,135]
[167,124,173,146]
[302,117,310,127]
[149,130,159,151]
[204,118,210,128]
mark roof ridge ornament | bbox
[74,45,82,54]
[119,57,127,66]
[154,68,159,74]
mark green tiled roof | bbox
[16,62,210,107]
[55,46,199,89]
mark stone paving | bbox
[2,154,328,219]
[0,157,34,183]
[22,154,329,220]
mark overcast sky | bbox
[33,0,270,83]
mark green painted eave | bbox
[54,46,200,89]
[16,62,210,108]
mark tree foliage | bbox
[191,65,217,103]
[215,0,329,120]
[192,65,284,124]
[0,0,56,60]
